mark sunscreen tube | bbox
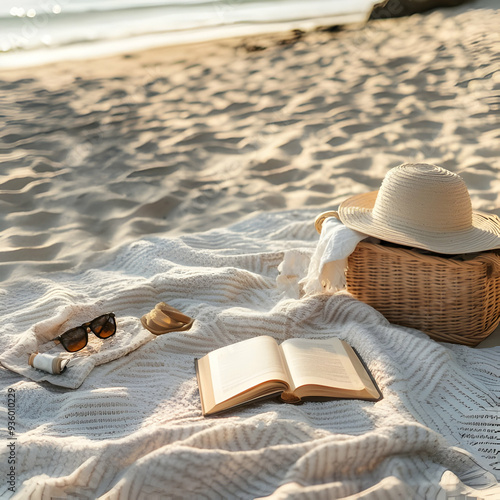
[28,353,69,375]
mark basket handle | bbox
[314,211,340,234]
[478,253,500,278]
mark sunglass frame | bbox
[52,313,116,352]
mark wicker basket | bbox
[315,212,500,346]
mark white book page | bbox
[281,337,364,390]
[209,335,289,403]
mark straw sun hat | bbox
[337,163,500,254]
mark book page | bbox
[209,335,289,403]
[281,337,364,391]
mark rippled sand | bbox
[1,0,499,284]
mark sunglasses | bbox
[52,313,116,352]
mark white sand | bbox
[1,0,498,285]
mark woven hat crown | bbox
[373,163,472,233]
[338,162,500,254]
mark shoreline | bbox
[0,1,375,70]
[0,22,364,76]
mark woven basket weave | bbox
[315,212,500,346]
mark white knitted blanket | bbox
[1,210,499,499]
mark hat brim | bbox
[338,191,500,254]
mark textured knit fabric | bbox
[0,209,499,499]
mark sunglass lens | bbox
[60,327,88,352]
[91,314,116,339]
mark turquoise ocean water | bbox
[0,0,377,68]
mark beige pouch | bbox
[141,302,194,335]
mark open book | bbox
[196,336,381,416]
